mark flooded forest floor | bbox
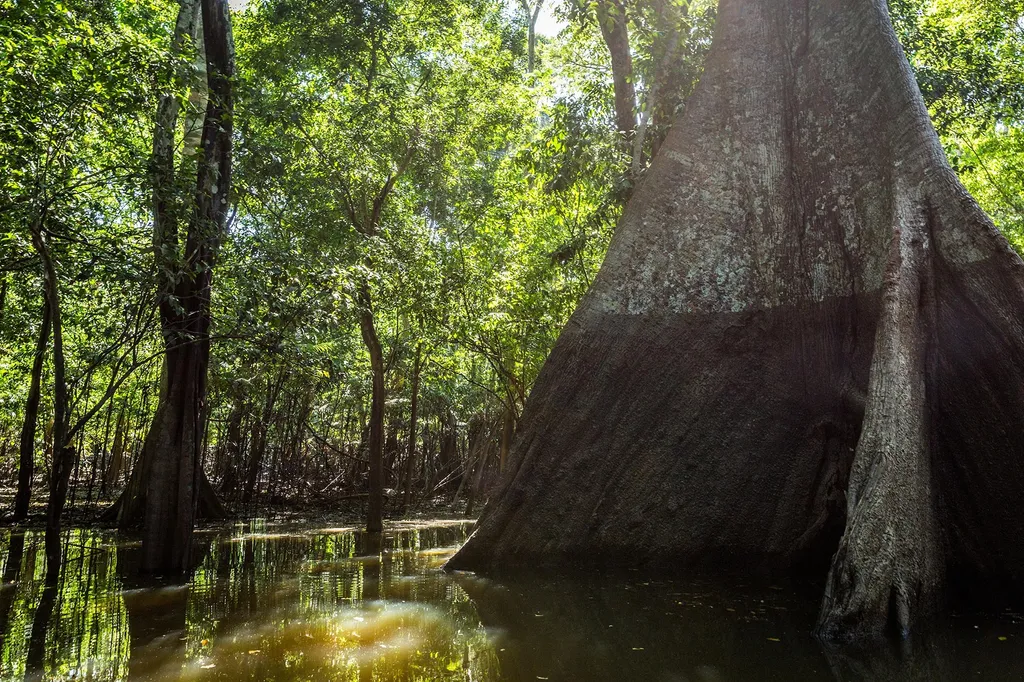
[0,512,1021,681]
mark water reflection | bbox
[0,529,129,681]
[0,521,1020,681]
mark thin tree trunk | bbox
[14,298,51,521]
[359,282,386,534]
[67,372,91,511]
[103,405,126,494]
[219,401,243,494]
[340,138,415,530]
[244,421,266,504]
[96,397,115,500]
[0,531,25,643]
[25,583,58,681]
[630,1,686,176]
[465,417,496,517]
[0,274,7,328]
[85,441,99,502]
[402,344,422,510]
[499,407,513,475]
[519,0,544,73]
[31,224,70,584]
[454,416,483,505]
[596,0,635,143]
[243,368,284,503]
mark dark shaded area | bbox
[450,298,877,577]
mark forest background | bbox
[0,0,1021,527]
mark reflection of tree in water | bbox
[174,520,498,681]
[0,532,26,648]
[458,571,1024,682]
[0,532,40,679]
[0,522,1022,681]
[0,522,493,681]
[0,529,129,681]
[24,583,55,682]
[821,635,953,682]
[457,573,835,682]
[4,522,1024,682]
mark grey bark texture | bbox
[447,0,1024,642]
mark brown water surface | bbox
[0,520,1020,681]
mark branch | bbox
[369,134,418,233]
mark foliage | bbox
[892,0,1024,244]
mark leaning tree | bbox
[448,0,1024,642]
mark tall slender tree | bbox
[13,296,51,521]
[595,0,635,143]
[519,0,545,73]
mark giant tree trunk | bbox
[13,298,51,521]
[448,0,1024,642]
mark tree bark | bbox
[519,0,544,73]
[499,407,513,475]
[448,0,1024,642]
[103,405,126,494]
[814,187,944,641]
[14,297,51,521]
[359,281,386,534]
[219,400,244,494]
[31,224,71,583]
[596,0,635,143]
[402,343,422,510]
[340,142,415,531]
[631,0,686,176]
[0,274,7,328]
[242,368,284,503]
[0,531,25,645]
[152,0,202,270]
[25,583,58,681]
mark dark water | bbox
[0,521,1021,682]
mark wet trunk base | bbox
[100,465,227,525]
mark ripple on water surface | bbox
[0,521,1021,681]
